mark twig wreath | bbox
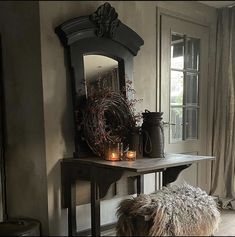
[81,89,135,157]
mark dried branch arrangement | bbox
[81,88,135,157]
[125,80,143,126]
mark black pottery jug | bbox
[142,110,165,158]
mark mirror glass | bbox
[84,55,119,96]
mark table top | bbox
[61,153,214,173]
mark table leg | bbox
[68,180,77,236]
[136,175,144,195]
[91,178,100,237]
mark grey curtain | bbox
[210,7,235,209]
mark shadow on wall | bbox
[47,161,68,235]
[47,47,76,235]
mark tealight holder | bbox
[105,142,123,161]
[126,150,136,161]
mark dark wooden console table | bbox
[60,153,214,236]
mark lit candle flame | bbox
[126,151,136,161]
[109,152,118,161]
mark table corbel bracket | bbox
[163,164,191,186]
[94,167,124,198]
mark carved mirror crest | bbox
[55,2,144,157]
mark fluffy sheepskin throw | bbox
[116,184,220,236]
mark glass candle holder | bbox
[126,150,136,161]
[105,142,123,161]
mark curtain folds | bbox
[211,7,235,209]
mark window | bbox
[170,33,200,143]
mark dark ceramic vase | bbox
[142,110,165,158]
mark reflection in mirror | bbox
[84,55,119,96]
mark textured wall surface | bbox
[0,1,49,234]
[0,1,217,235]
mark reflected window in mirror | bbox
[84,55,120,96]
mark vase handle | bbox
[142,129,152,154]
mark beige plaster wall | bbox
[0,1,49,234]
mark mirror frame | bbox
[55,2,144,157]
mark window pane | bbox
[170,107,183,142]
[185,108,198,140]
[170,70,184,106]
[169,33,200,142]
[186,37,200,70]
[186,72,198,106]
[171,34,184,69]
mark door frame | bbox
[156,7,215,192]
[156,7,213,112]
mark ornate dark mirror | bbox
[55,2,144,157]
